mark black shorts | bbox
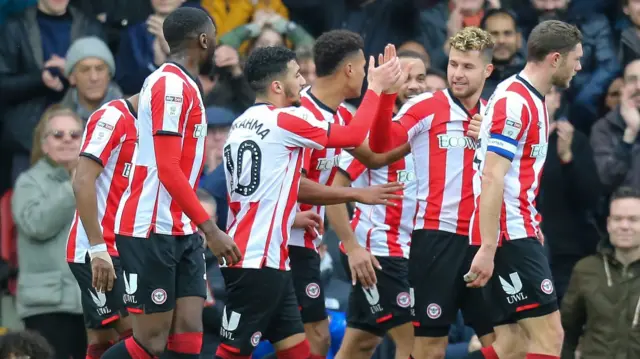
[115,233,206,314]
[490,238,559,324]
[68,255,128,329]
[288,245,327,324]
[410,230,494,338]
[341,253,412,337]
[219,267,304,355]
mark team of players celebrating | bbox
[65,6,584,359]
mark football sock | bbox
[101,336,154,359]
[164,332,203,358]
[119,328,134,341]
[86,342,112,359]
[525,354,559,359]
[275,339,311,359]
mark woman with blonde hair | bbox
[11,105,87,359]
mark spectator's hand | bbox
[266,13,289,34]
[446,5,464,37]
[367,44,402,94]
[293,210,324,235]
[554,120,574,163]
[345,244,381,288]
[44,55,66,75]
[468,335,482,352]
[620,83,640,136]
[467,114,482,139]
[215,45,242,76]
[90,247,116,293]
[353,182,404,206]
[146,14,164,37]
[42,69,64,92]
[205,228,242,266]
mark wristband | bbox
[89,243,108,254]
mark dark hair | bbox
[313,30,364,77]
[526,20,582,63]
[480,8,518,30]
[397,50,429,69]
[426,68,447,83]
[163,7,214,51]
[244,46,297,94]
[610,186,640,204]
[0,330,54,359]
[295,46,314,61]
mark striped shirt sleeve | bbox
[487,94,530,161]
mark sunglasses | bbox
[48,130,82,140]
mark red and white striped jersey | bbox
[394,89,484,236]
[66,100,138,263]
[114,63,207,237]
[224,103,330,270]
[469,73,549,244]
[338,150,415,258]
[289,87,353,250]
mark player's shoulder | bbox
[276,105,317,122]
[88,100,132,128]
[396,91,437,116]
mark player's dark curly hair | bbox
[0,330,54,359]
[244,46,297,94]
[313,30,364,77]
[163,7,214,51]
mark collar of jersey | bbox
[515,73,545,101]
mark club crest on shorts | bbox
[396,292,411,308]
[540,279,554,294]
[151,288,167,305]
[305,283,321,299]
[427,303,442,319]
[250,331,262,347]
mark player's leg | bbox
[267,270,313,359]
[497,239,563,358]
[163,234,208,358]
[68,256,129,359]
[102,234,177,358]
[288,246,330,358]
[214,267,286,359]
[410,230,467,359]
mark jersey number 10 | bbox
[223,140,262,196]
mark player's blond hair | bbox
[448,27,494,62]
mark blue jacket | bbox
[115,21,156,95]
[0,0,36,24]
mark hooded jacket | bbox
[561,240,640,359]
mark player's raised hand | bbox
[90,245,116,293]
[465,247,495,288]
[205,228,242,266]
[367,45,402,94]
[346,245,381,288]
[353,182,404,206]
[467,114,482,140]
[293,210,324,235]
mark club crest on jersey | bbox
[437,134,477,150]
[396,292,411,308]
[316,155,340,171]
[250,331,262,347]
[427,303,442,319]
[151,288,167,305]
[530,144,548,158]
[541,279,554,294]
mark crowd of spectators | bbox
[0,0,639,358]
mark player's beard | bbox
[285,86,301,107]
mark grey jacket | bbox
[11,158,82,319]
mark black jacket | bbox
[0,6,103,154]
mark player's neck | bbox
[167,52,199,80]
[520,63,553,97]
[310,77,347,111]
[255,95,282,108]
[457,90,481,112]
[614,247,640,267]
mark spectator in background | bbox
[114,0,182,95]
[11,106,85,359]
[425,68,448,93]
[60,37,122,121]
[521,0,619,134]
[591,59,640,195]
[296,46,317,86]
[538,86,601,303]
[0,0,36,24]
[620,0,640,68]
[203,106,236,176]
[0,0,103,184]
[420,0,499,71]
[201,0,289,41]
[561,187,640,359]
[480,8,525,98]
[603,77,624,117]
[219,12,315,55]
[202,45,255,114]
[0,330,54,359]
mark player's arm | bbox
[323,89,383,148]
[348,139,411,169]
[73,113,127,249]
[479,96,531,251]
[298,176,402,206]
[150,76,240,264]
